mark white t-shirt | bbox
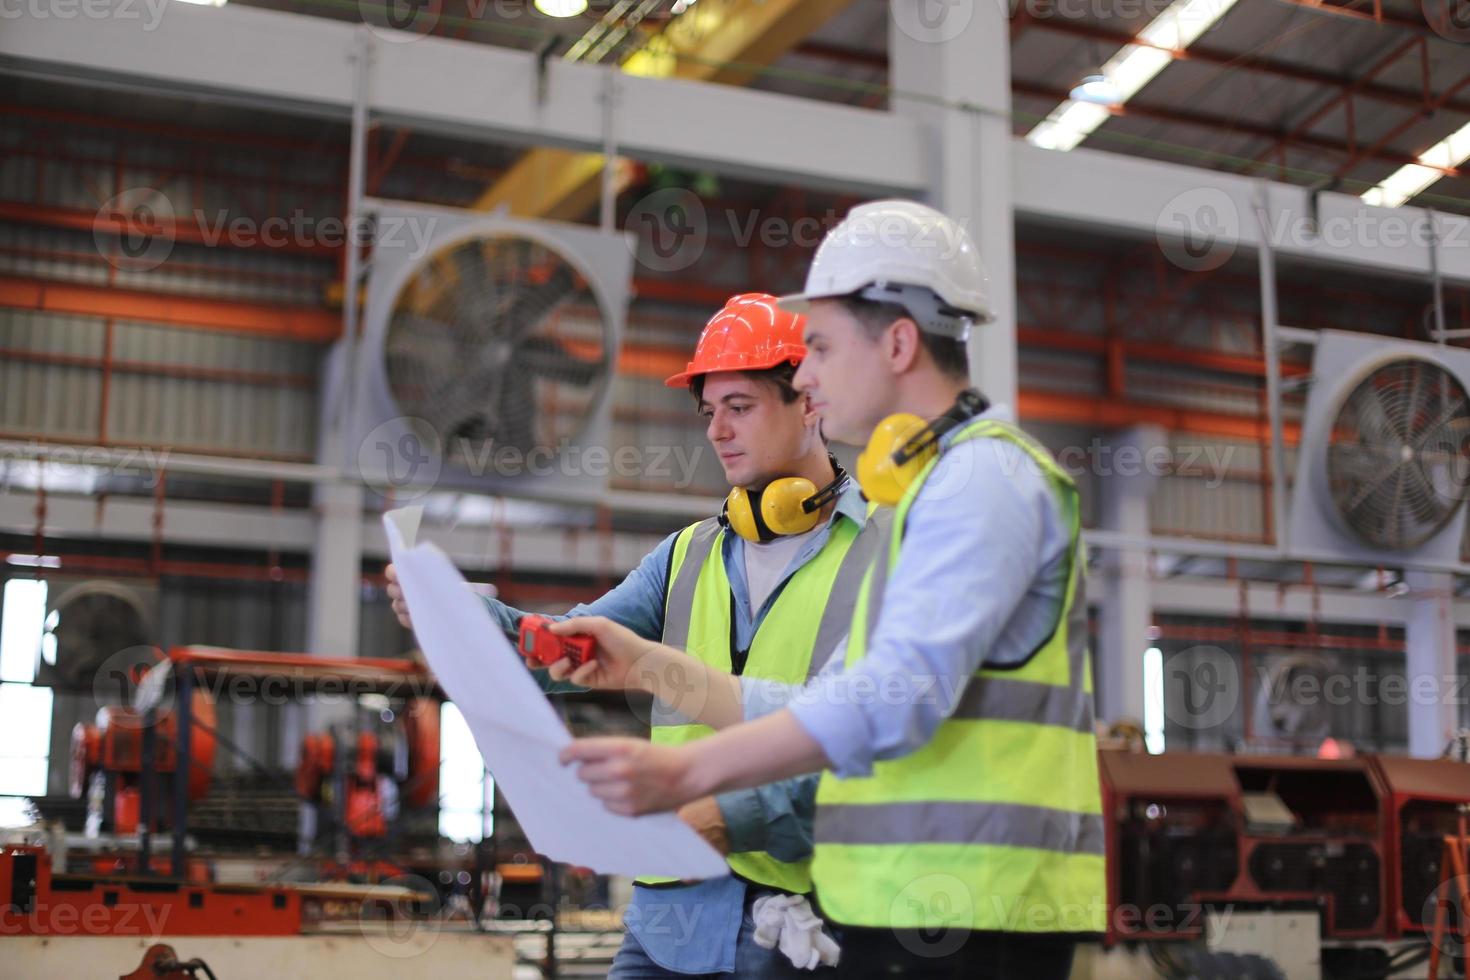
[742,525,823,614]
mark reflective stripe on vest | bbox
[811,420,1107,933]
[639,506,887,892]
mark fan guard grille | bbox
[383,235,611,470]
[1325,357,1470,551]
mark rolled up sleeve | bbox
[716,774,820,862]
[481,530,678,693]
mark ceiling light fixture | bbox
[535,0,588,18]
[1362,120,1470,208]
[1027,0,1241,152]
[1069,74,1121,106]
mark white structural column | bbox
[1096,426,1167,725]
[1404,570,1459,759]
[888,1,1018,408]
[302,479,366,738]
[307,479,365,659]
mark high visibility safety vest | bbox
[811,419,1107,934]
[640,507,886,894]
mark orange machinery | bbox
[69,662,218,839]
[69,646,441,877]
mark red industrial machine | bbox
[0,844,303,938]
[295,696,441,841]
[61,647,446,877]
[4,647,475,972]
[69,652,219,837]
[1101,748,1470,948]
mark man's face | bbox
[698,372,815,490]
[792,300,894,446]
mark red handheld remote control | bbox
[517,615,595,668]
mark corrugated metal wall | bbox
[0,111,332,461]
[0,308,319,458]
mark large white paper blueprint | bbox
[384,507,729,881]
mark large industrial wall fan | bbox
[1252,652,1333,752]
[1288,330,1470,567]
[33,580,154,692]
[336,200,634,500]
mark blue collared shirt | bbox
[739,406,1074,779]
[480,486,870,973]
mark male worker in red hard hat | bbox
[545,201,1106,979]
[388,293,883,977]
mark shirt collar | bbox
[831,480,869,526]
[938,401,1014,448]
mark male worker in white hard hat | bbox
[543,200,1107,978]
[387,293,884,977]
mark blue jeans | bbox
[608,890,833,979]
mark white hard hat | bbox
[777,199,995,338]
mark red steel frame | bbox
[0,845,304,937]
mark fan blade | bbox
[500,264,577,346]
[459,286,510,351]
[385,314,461,361]
[1412,398,1470,451]
[450,241,489,292]
[1401,460,1443,521]
[433,365,505,432]
[517,336,605,387]
[1386,464,1408,542]
[493,365,539,454]
[1354,384,1402,450]
[388,311,458,341]
[1338,459,1404,518]
[1417,422,1470,501]
[385,314,471,406]
[1401,361,1423,442]
[438,243,516,350]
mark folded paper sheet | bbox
[384,506,729,881]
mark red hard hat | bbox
[664,293,807,388]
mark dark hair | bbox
[689,361,802,405]
[836,296,970,380]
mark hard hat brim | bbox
[780,287,997,328]
[664,356,805,389]
[774,290,832,317]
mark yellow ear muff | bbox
[724,487,764,542]
[857,413,935,506]
[761,477,822,536]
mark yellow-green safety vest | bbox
[811,419,1107,934]
[640,506,887,893]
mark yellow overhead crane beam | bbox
[473,0,857,220]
